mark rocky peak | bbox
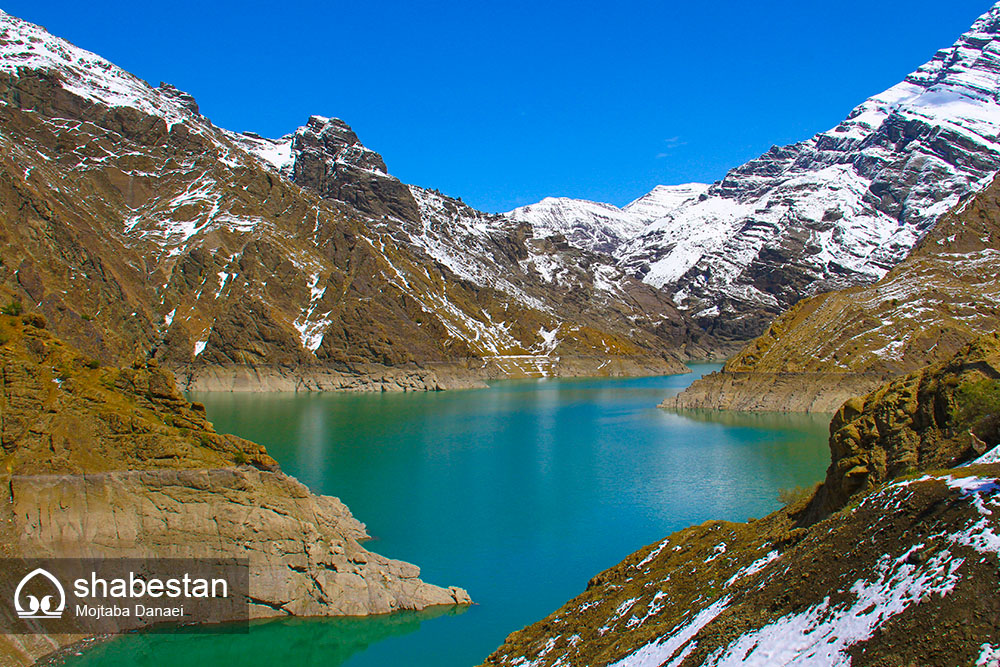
[287,115,421,222]
[157,82,199,115]
[0,9,199,127]
[294,115,388,173]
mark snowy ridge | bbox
[0,9,196,126]
[507,183,708,256]
[622,183,710,222]
[617,2,1000,326]
[508,197,649,255]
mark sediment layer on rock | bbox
[4,468,471,617]
[173,361,489,392]
[662,370,889,413]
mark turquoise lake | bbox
[64,365,831,666]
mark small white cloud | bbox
[656,136,688,158]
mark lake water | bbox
[64,365,831,666]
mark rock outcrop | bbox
[285,115,422,223]
[4,469,470,617]
[810,333,1000,518]
[666,150,1000,413]
[481,337,1000,666]
[0,315,470,665]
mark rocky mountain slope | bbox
[0,313,470,665]
[0,9,713,393]
[665,145,1000,413]
[480,335,1000,667]
[514,2,1000,341]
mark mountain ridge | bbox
[665,124,1000,413]
[0,7,717,392]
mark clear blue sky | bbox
[4,1,994,211]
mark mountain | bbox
[481,335,1000,667]
[0,9,715,392]
[514,2,1000,340]
[666,133,1000,413]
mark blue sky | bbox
[5,1,994,211]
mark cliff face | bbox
[0,315,469,665]
[665,165,1000,413]
[0,9,712,393]
[481,337,1000,667]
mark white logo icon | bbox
[14,568,66,619]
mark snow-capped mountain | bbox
[0,8,714,390]
[507,184,708,256]
[514,3,1000,339]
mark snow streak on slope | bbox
[230,133,294,174]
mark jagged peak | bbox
[157,82,199,115]
[289,114,390,176]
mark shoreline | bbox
[170,354,695,393]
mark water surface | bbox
[66,366,831,666]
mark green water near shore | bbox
[64,366,831,666]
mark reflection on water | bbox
[59,605,467,666]
[666,407,832,430]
